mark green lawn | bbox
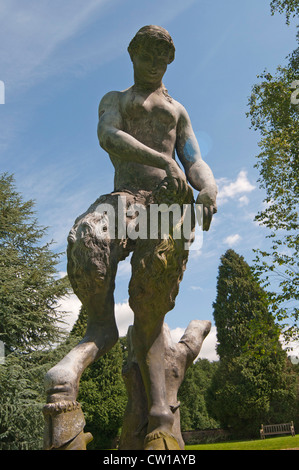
[185,434,299,450]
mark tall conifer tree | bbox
[0,173,69,354]
[213,249,280,359]
[208,250,297,437]
[0,173,70,449]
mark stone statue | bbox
[119,320,211,450]
[43,25,217,450]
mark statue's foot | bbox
[59,431,93,450]
[144,430,180,450]
[43,400,93,450]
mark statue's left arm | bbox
[176,104,217,230]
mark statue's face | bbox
[132,41,170,86]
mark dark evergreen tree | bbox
[0,173,69,354]
[213,249,280,360]
[0,337,78,450]
[0,173,71,449]
[208,250,298,438]
[178,359,219,431]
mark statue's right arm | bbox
[97,91,169,171]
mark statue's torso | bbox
[111,86,180,192]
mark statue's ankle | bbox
[147,404,174,434]
[43,400,92,450]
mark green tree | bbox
[0,337,78,450]
[270,0,299,23]
[208,250,298,437]
[247,10,298,342]
[207,353,297,438]
[213,250,281,359]
[178,359,219,431]
[0,173,70,449]
[0,173,69,354]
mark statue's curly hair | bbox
[128,25,175,64]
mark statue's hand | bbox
[155,159,192,205]
[196,188,217,231]
[165,159,189,194]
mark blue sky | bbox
[0,0,297,360]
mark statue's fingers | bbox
[203,206,213,231]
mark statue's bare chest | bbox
[120,90,178,143]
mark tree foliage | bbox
[270,0,299,23]
[213,250,281,359]
[0,304,127,450]
[0,353,44,450]
[0,173,70,354]
[0,337,78,450]
[178,359,219,431]
[0,173,71,449]
[247,33,299,341]
[207,353,298,438]
[208,250,298,437]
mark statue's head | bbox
[128,25,175,87]
[128,25,175,65]
[128,25,175,64]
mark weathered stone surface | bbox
[43,401,92,450]
[43,24,217,450]
[119,320,211,450]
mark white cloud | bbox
[189,249,203,260]
[117,258,132,278]
[199,326,218,361]
[57,295,297,366]
[217,170,255,205]
[115,300,134,337]
[1,0,198,95]
[223,233,241,246]
[56,294,219,361]
[280,335,299,359]
[57,293,82,332]
[169,327,185,344]
[57,294,134,337]
[238,195,249,206]
[1,0,109,91]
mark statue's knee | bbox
[45,364,78,403]
[107,326,119,350]
[43,365,89,450]
[129,273,176,319]
[92,322,119,361]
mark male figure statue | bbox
[44,25,217,450]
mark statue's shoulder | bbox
[99,90,121,109]
[170,98,192,127]
[98,88,132,113]
[171,97,188,116]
